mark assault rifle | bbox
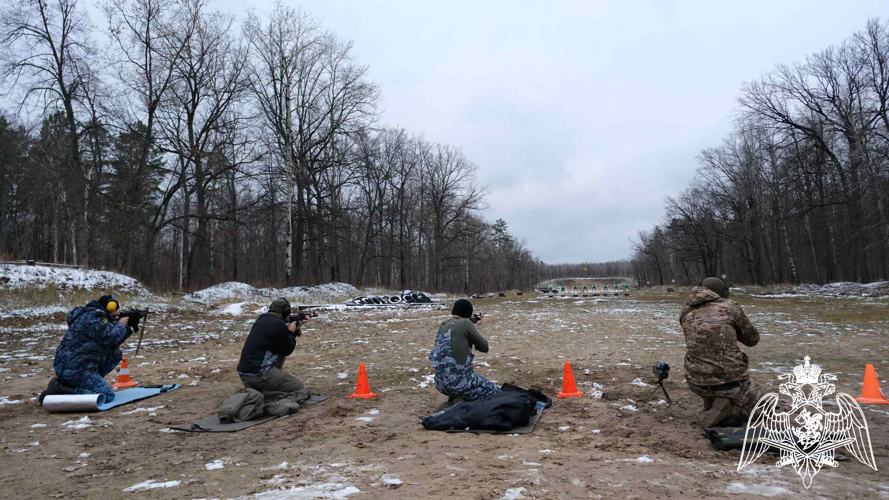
[289,311,319,324]
[116,309,152,358]
[470,313,483,324]
[287,305,328,337]
[117,309,151,333]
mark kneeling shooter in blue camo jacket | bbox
[40,295,133,403]
[429,299,500,402]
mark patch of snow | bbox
[123,480,181,492]
[620,404,638,412]
[635,455,654,463]
[355,417,374,422]
[337,372,348,380]
[205,459,225,471]
[559,426,571,431]
[260,462,289,471]
[499,487,527,500]
[249,483,360,499]
[61,416,111,430]
[417,373,435,389]
[31,423,47,428]
[120,406,164,415]
[592,429,600,434]
[0,397,23,405]
[630,378,651,387]
[538,449,554,454]
[79,452,91,458]
[725,483,794,497]
[218,302,254,315]
[380,474,403,488]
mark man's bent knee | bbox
[268,368,304,394]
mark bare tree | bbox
[0,0,97,264]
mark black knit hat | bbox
[98,295,113,308]
[451,298,473,318]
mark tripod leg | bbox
[660,382,672,406]
[644,384,661,402]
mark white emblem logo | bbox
[739,356,878,488]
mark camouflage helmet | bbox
[701,277,729,298]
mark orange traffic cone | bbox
[557,362,584,398]
[112,357,138,389]
[855,364,889,404]
[347,363,377,399]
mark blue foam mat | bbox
[96,384,180,410]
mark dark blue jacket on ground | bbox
[53,301,131,398]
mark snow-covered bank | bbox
[0,262,151,295]
[185,282,360,305]
[0,263,149,295]
[749,281,889,299]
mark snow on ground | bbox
[249,483,361,499]
[185,282,360,305]
[123,480,182,492]
[205,459,226,471]
[0,305,68,319]
[499,487,527,500]
[750,281,889,298]
[724,483,794,497]
[216,301,266,316]
[0,263,149,295]
[184,282,262,303]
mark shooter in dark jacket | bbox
[237,298,311,406]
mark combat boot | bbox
[693,397,731,428]
[38,377,74,404]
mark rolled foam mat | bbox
[42,394,107,412]
[43,384,180,413]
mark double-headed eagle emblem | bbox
[739,356,878,488]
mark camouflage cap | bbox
[269,297,291,315]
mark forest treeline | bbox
[0,0,542,293]
[632,19,889,286]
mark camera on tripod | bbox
[646,360,673,405]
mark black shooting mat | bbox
[170,394,330,433]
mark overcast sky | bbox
[46,1,889,264]
[247,0,889,265]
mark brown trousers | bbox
[239,357,310,415]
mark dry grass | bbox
[0,286,141,310]
[813,303,889,324]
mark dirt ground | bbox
[1,286,888,499]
